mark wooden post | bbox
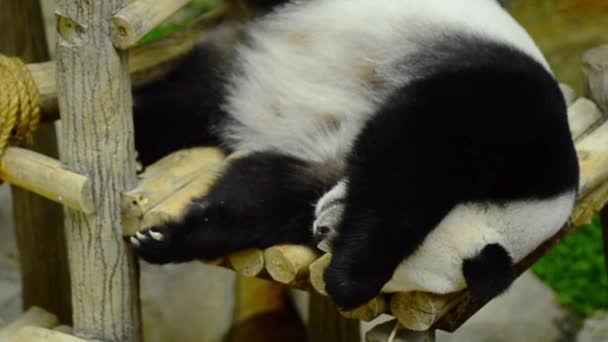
[0,0,72,324]
[55,0,141,340]
[307,293,360,342]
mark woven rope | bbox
[0,55,41,157]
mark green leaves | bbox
[533,215,608,317]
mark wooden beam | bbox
[55,0,141,339]
[1,0,72,324]
[111,0,191,49]
[0,147,94,213]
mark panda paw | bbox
[324,261,390,310]
[130,199,219,264]
[130,224,184,264]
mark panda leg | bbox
[462,243,515,299]
[131,151,326,264]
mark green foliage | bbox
[533,215,608,317]
[140,0,221,44]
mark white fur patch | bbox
[221,0,550,163]
[313,184,576,294]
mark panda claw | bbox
[130,236,141,247]
[136,231,147,240]
[149,230,164,241]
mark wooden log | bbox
[14,326,89,342]
[0,307,59,341]
[33,6,227,121]
[227,276,306,342]
[390,291,463,332]
[264,245,318,284]
[576,122,608,197]
[228,249,266,277]
[122,147,224,230]
[560,83,577,107]
[0,147,94,213]
[1,0,72,324]
[568,97,603,141]
[366,319,436,342]
[53,326,74,334]
[308,293,360,342]
[338,295,387,322]
[137,160,224,234]
[111,0,191,49]
[583,45,608,114]
[309,253,331,295]
[55,0,141,339]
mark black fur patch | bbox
[134,151,328,263]
[324,37,579,309]
[133,44,231,166]
[462,243,515,299]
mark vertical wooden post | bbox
[55,0,141,340]
[0,0,72,324]
[308,294,360,342]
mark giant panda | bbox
[130,0,579,310]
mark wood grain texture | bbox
[111,0,191,49]
[1,0,73,325]
[55,0,141,340]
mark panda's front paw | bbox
[130,199,219,264]
[130,224,182,264]
[323,261,390,310]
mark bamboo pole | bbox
[55,0,141,339]
[0,147,94,213]
[111,0,191,49]
[1,0,73,324]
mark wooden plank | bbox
[111,0,191,49]
[0,0,72,324]
[55,0,141,339]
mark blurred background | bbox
[0,0,607,341]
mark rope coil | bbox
[0,55,41,156]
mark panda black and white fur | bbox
[131,0,579,310]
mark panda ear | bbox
[462,243,515,299]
